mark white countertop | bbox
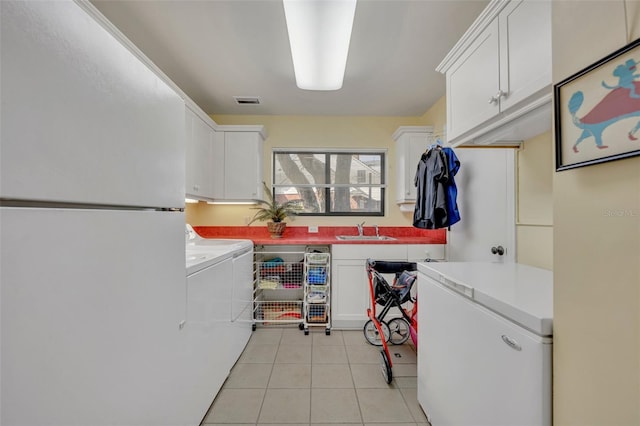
[418,262,553,336]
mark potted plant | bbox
[248,182,302,238]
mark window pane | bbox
[329,153,382,185]
[273,150,385,216]
[330,186,383,214]
[274,186,326,214]
[274,153,326,185]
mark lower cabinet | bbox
[331,244,444,329]
[331,258,370,329]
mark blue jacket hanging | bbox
[412,145,461,229]
[442,147,461,227]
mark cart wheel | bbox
[298,323,305,330]
[380,350,393,384]
[252,323,256,331]
[363,320,390,346]
[387,318,411,345]
[325,328,331,336]
[304,328,309,335]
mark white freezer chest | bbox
[417,262,553,426]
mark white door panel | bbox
[447,148,515,262]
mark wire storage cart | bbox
[303,248,331,335]
[253,246,305,330]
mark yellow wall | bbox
[552,2,640,425]
[517,131,553,270]
[186,115,424,226]
[420,95,447,137]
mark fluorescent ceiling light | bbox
[283,0,357,91]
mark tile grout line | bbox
[256,328,281,426]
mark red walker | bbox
[365,259,418,384]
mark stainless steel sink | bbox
[335,235,397,241]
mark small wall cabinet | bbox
[393,126,432,208]
[218,128,265,201]
[437,0,551,146]
[185,110,266,202]
[185,106,216,200]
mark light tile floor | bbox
[201,326,430,426]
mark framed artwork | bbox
[554,38,640,171]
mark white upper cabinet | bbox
[393,126,433,206]
[184,106,266,202]
[438,0,551,146]
[445,18,501,140]
[216,127,266,202]
[498,0,551,110]
[211,130,226,199]
[185,107,215,200]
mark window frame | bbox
[272,148,387,217]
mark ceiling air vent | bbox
[233,96,261,105]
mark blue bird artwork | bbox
[568,58,640,153]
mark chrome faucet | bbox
[373,224,379,237]
[357,221,365,236]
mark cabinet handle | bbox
[491,245,505,256]
[501,335,522,351]
[488,90,507,104]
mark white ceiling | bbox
[91,0,489,117]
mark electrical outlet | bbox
[308,225,318,233]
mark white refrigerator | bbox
[1,2,194,425]
[417,262,553,426]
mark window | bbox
[272,149,386,216]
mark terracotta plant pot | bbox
[267,221,286,238]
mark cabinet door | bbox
[211,130,225,199]
[331,260,370,329]
[224,132,263,200]
[446,148,515,262]
[447,19,500,140]
[185,108,214,199]
[499,0,551,110]
[331,244,409,329]
[407,244,445,262]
